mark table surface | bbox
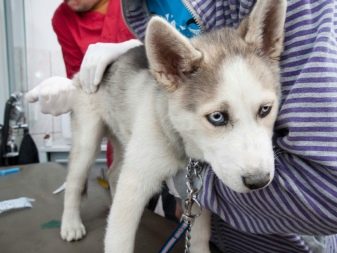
[0,163,185,253]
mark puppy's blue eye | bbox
[258,105,272,118]
[206,112,229,126]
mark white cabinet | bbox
[39,144,108,170]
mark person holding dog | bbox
[27,0,337,252]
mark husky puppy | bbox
[60,0,287,252]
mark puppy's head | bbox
[145,0,287,193]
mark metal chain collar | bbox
[181,158,203,253]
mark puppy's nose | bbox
[242,173,270,190]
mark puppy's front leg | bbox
[61,108,105,242]
[104,140,181,253]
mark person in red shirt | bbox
[52,0,134,79]
[26,0,141,114]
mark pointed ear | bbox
[145,16,203,91]
[238,0,287,60]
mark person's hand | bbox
[79,39,143,93]
[25,76,76,116]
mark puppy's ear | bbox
[238,0,287,61]
[145,16,203,91]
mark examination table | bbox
[0,162,186,253]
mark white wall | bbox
[24,0,71,147]
[0,1,9,123]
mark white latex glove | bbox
[25,76,76,116]
[79,39,143,93]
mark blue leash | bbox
[159,220,189,253]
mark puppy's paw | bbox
[61,217,86,242]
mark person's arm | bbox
[199,0,337,235]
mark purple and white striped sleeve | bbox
[198,0,337,244]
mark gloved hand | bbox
[25,76,76,116]
[79,39,143,93]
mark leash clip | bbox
[182,158,204,253]
[158,159,204,253]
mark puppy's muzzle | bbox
[242,173,271,190]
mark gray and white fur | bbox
[61,0,287,252]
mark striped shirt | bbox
[121,0,337,252]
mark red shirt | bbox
[52,0,134,78]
